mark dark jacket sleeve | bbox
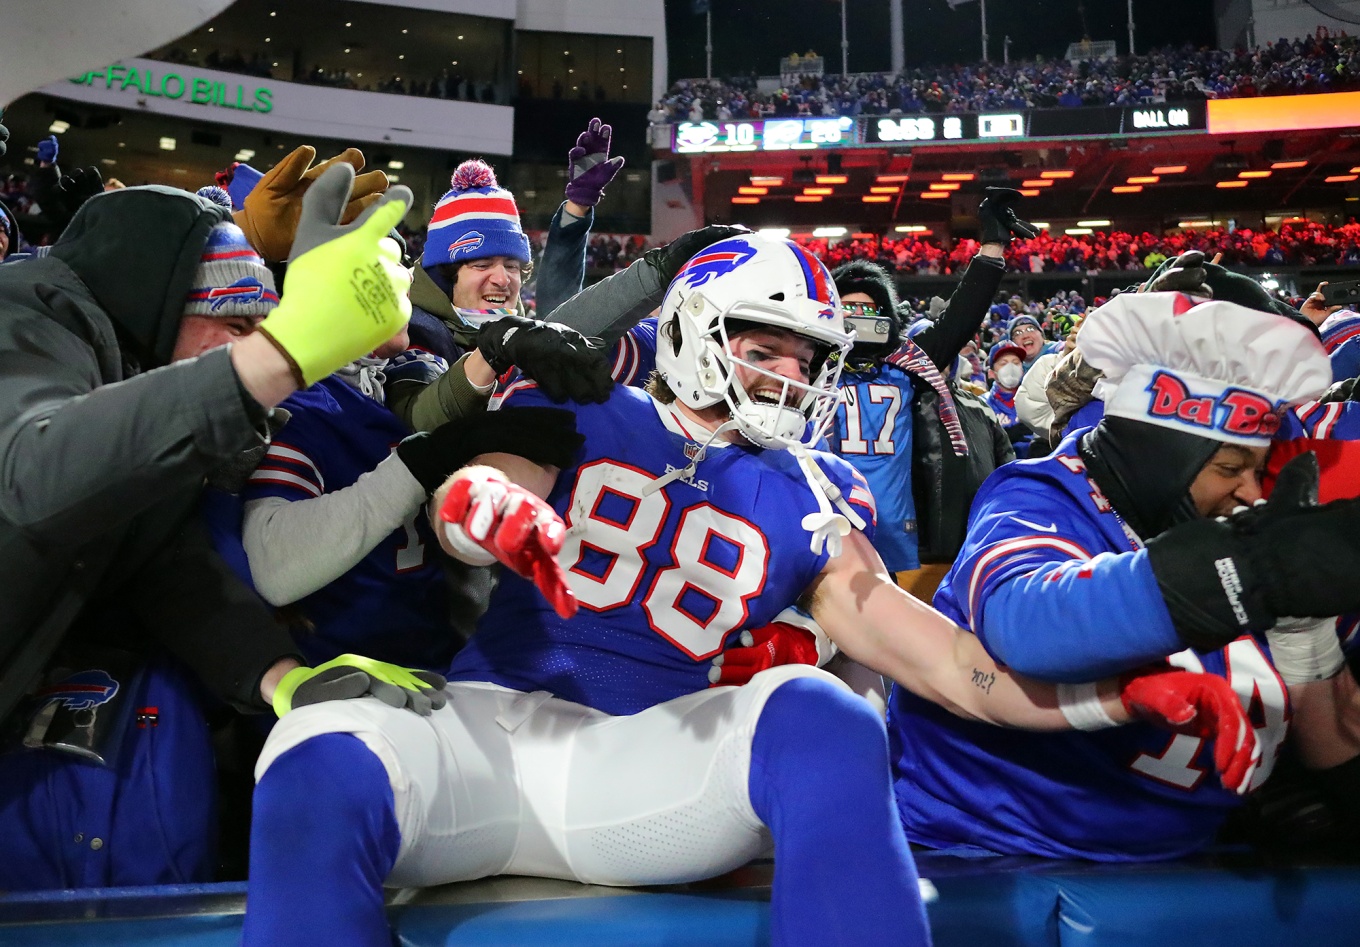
[910,253,1005,372]
[125,515,300,713]
[0,310,265,542]
[533,203,592,318]
[547,253,666,347]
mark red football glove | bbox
[708,609,825,687]
[1120,667,1261,795]
[437,469,577,619]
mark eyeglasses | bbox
[843,302,880,316]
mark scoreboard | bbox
[671,103,1208,154]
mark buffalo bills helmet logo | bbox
[449,232,486,257]
[206,277,267,312]
[37,670,120,711]
[674,240,758,289]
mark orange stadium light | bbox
[1351,167,1360,174]
[1127,176,1159,184]
[737,186,768,195]
[862,195,892,203]
[816,174,848,184]
[751,175,784,185]
[1326,174,1359,183]
[920,191,950,199]
[869,186,901,194]
[928,182,960,191]
[1111,185,1143,193]
[1021,179,1053,188]
[1216,180,1248,188]
[1018,188,1041,196]
[803,187,834,195]
[876,174,910,182]
[794,195,823,202]
[1270,161,1307,170]
[1040,170,1075,179]
[941,172,975,181]
[731,196,761,204]
[1151,165,1187,174]
[1239,170,1272,179]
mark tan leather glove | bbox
[233,145,389,261]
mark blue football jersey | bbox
[830,362,919,572]
[241,378,453,671]
[888,429,1292,861]
[448,382,877,715]
[384,308,459,389]
[607,317,658,387]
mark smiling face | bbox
[1011,322,1045,357]
[1188,443,1268,518]
[451,255,524,310]
[727,325,816,408]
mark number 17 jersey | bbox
[446,382,877,716]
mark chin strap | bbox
[641,419,738,497]
[791,443,866,558]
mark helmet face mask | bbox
[655,235,852,450]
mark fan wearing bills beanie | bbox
[886,290,1360,862]
[385,157,614,433]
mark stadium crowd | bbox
[656,30,1360,121]
[2,97,1360,947]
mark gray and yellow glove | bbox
[272,654,448,718]
[256,163,413,388]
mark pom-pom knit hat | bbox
[422,159,530,270]
[183,222,279,318]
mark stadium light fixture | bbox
[876,174,910,182]
[895,225,930,232]
[751,176,784,186]
[48,120,70,134]
[816,175,848,184]
[941,173,975,182]
[1178,220,1219,228]
[804,187,834,195]
[159,137,176,151]
[387,159,404,170]
[813,227,847,237]
[1126,176,1159,184]
[1018,189,1040,197]
[757,228,791,238]
[387,174,400,184]
[1351,167,1360,174]
[1040,170,1075,179]
[1077,219,1111,227]
[1239,170,1271,179]
[920,191,950,200]
[1270,161,1307,169]
[731,196,760,204]
[1030,222,1051,229]
[1327,174,1360,183]
[1152,165,1187,174]
[928,182,960,191]
[1021,179,1053,188]
[862,195,892,203]
[234,149,255,162]
[794,195,823,203]
[1065,227,1093,235]
[869,186,901,194]
[1111,185,1142,193]
[738,186,768,195]
[1216,180,1248,188]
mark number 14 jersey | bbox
[447,382,877,716]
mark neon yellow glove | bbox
[256,163,413,387]
[272,654,448,718]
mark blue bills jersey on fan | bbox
[448,382,876,716]
[888,428,1292,861]
[241,378,453,671]
[830,361,920,572]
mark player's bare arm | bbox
[801,527,1127,730]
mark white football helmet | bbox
[655,234,853,449]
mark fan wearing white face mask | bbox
[986,340,1035,455]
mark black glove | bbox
[642,224,751,288]
[1144,250,1213,297]
[1145,453,1360,651]
[1320,376,1360,403]
[47,166,105,222]
[476,314,615,404]
[395,406,584,494]
[976,187,1039,246]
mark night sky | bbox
[664,0,1219,82]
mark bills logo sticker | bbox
[449,232,486,257]
[675,241,757,289]
[37,670,120,712]
[1145,370,1282,438]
